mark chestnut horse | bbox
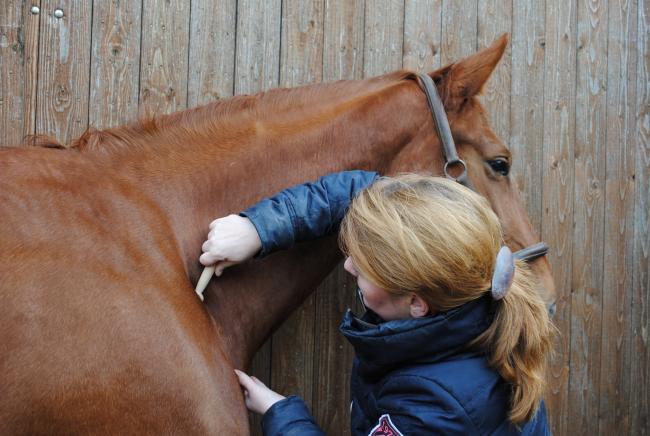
[0,35,554,434]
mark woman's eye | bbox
[488,159,510,176]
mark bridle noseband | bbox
[415,72,549,264]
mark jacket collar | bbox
[340,294,494,378]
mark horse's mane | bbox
[26,71,417,154]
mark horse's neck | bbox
[99,74,433,367]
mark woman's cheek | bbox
[362,289,388,311]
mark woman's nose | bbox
[343,257,357,277]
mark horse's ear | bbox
[431,33,508,110]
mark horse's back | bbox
[0,148,247,434]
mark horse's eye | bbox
[488,158,510,176]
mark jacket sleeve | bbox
[240,170,379,257]
[371,375,479,435]
[261,396,325,436]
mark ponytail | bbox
[471,260,556,425]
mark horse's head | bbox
[392,34,556,309]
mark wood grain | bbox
[598,0,638,433]
[323,0,365,82]
[403,0,442,72]
[440,0,478,64]
[187,0,236,107]
[363,0,404,77]
[35,0,92,144]
[510,0,545,231]
[569,0,608,433]
[1,0,40,146]
[138,0,190,115]
[234,0,281,95]
[89,0,142,129]
[541,0,578,432]
[631,0,649,433]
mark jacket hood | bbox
[340,294,495,378]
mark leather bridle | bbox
[415,72,549,264]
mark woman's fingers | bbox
[234,369,285,415]
[234,369,256,390]
[199,251,222,266]
[215,261,237,276]
[250,376,267,387]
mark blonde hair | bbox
[339,174,554,425]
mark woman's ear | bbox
[409,294,430,318]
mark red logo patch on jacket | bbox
[368,414,404,436]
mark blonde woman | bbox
[199,171,554,435]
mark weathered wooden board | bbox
[36,0,92,144]
[1,0,40,146]
[599,0,637,433]
[89,0,142,129]
[541,0,577,433]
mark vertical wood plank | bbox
[569,1,608,434]
[271,0,325,416]
[631,0,649,433]
[403,0,442,72]
[510,0,545,231]
[440,0,478,64]
[1,0,40,146]
[35,0,92,144]
[139,0,190,115]
[314,2,365,434]
[234,0,281,95]
[541,1,577,433]
[234,2,282,433]
[477,0,512,143]
[598,0,638,433]
[89,0,142,129]
[280,0,324,87]
[187,0,236,107]
[312,266,358,435]
[363,0,404,77]
[322,0,364,82]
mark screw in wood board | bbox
[54,9,64,18]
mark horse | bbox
[0,34,555,434]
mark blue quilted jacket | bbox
[240,171,550,436]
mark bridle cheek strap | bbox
[415,72,474,190]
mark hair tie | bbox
[491,246,515,300]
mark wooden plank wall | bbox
[1,1,648,434]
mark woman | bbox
[199,171,554,435]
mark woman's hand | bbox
[234,369,285,415]
[199,215,262,276]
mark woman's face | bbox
[343,256,412,321]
